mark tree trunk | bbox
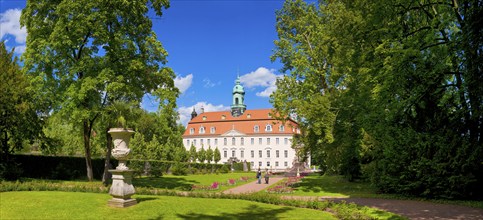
[83,120,94,181]
[102,127,113,185]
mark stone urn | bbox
[107,128,137,208]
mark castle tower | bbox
[231,76,246,117]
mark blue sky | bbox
[1,0,288,125]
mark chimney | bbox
[201,106,204,114]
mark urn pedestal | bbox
[107,128,136,208]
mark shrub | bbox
[5,154,107,180]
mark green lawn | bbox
[1,191,336,219]
[288,175,377,197]
[133,172,255,191]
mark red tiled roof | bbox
[183,109,299,137]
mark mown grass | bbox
[133,172,255,191]
[0,191,337,219]
[271,174,483,209]
[288,175,376,197]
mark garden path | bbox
[281,196,483,220]
[223,176,483,219]
[223,177,284,194]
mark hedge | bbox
[3,154,108,180]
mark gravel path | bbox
[224,178,483,219]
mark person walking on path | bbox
[264,169,270,184]
[256,168,262,184]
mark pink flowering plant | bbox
[228,179,236,185]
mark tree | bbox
[21,0,178,181]
[272,0,482,198]
[213,147,221,164]
[206,146,214,164]
[197,146,206,163]
[0,41,45,179]
[189,145,197,163]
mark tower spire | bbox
[231,76,246,117]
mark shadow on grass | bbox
[133,176,198,191]
[135,196,158,204]
[174,204,295,220]
[293,175,376,197]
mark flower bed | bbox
[191,181,219,191]
[267,176,304,194]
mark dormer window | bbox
[279,125,285,132]
[254,125,260,133]
[202,116,207,121]
[268,113,272,118]
[190,128,195,134]
[247,114,251,119]
[199,126,205,134]
[265,124,272,132]
[221,115,226,120]
[210,127,216,134]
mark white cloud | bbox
[239,67,281,97]
[178,102,229,126]
[0,9,27,44]
[203,78,219,88]
[174,74,193,94]
[13,45,26,54]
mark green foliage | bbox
[272,0,482,199]
[4,154,107,180]
[0,42,45,161]
[188,144,197,163]
[20,0,178,181]
[213,147,221,164]
[197,146,206,163]
[205,146,214,164]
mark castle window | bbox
[251,138,254,145]
[187,140,190,146]
[210,127,216,134]
[276,138,279,145]
[207,139,211,146]
[267,150,270,158]
[224,151,227,158]
[241,137,244,145]
[254,125,260,133]
[265,124,272,132]
[221,115,226,120]
[251,150,254,158]
[199,126,205,134]
[231,137,235,145]
[267,138,270,145]
[224,138,227,146]
[259,150,262,158]
[284,150,288,158]
[202,116,207,121]
[279,125,285,132]
[247,114,251,119]
[214,139,218,145]
[235,97,239,105]
[276,150,279,158]
[259,138,262,145]
[190,128,195,134]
